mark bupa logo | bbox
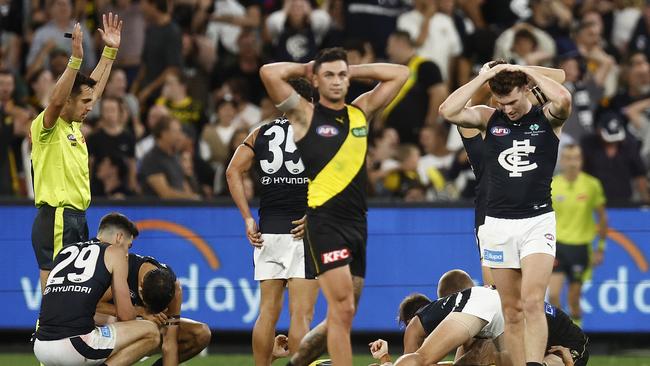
[322,249,350,264]
[317,125,339,137]
[490,126,510,136]
[483,249,504,263]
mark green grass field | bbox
[3,353,650,366]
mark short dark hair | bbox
[146,0,168,13]
[513,28,538,49]
[101,96,122,111]
[437,269,474,297]
[152,116,177,139]
[313,47,348,74]
[488,66,528,96]
[0,69,14,80]
[398,293,431,327]
[390,30,415,47]
[288,78,314,101]
[98,212,139,238]
[141,268,176,313]
[342,38,366,55]
[71,73,97,97]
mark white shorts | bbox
[478,211,556,269]
[34,324,116,366]
[254,234,308,280]
[459,286,505,339]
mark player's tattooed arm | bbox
[288,321,327,366]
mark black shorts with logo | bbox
[304,210,367,278]
[31,205,89,270]
[552,242,589,283]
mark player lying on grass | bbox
[368,270,589,366]
[95,253,211,366]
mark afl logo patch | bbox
[261,176,272,185]
[67,133,77,141]
[317,125,339,137]
[491,127,510,136]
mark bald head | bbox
[438,269,474,297]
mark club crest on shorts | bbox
[322,248,349,264]
[545,233,555,241]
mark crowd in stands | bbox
[1,0,650,204]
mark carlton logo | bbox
[491,127,511,136]
[317,125,339,137]
[322,249,350,264]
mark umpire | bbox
[31,15,122,291]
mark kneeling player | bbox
[33,213,161,366]
[370,270,589,366]
[96,253,212,365]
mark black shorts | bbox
[304,212,367,278]
[552,242,590,283]
[31,205,89,270]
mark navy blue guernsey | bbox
[127,254,176,307]
[484,106,559,219]
[36,240,112,340]
[460,131,487,228]
[416,288,472,335]
[253,117,308,233]
[545,302,589,353]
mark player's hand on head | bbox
[71,22,83,59]
[548,345,574,366]
[272,334,290,358]
[245,217,263,247]
[291,215,306,239]
[98,12,123,48]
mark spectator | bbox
[26,0,96,73]
[133,0,183,106]
[213,29,265,104]
[92,155,133,199]
[343,39,376,103]
[629,1,650,59]
[139,116,200,199]
[87,97,138,193]
[575,11,620,96]
[103,68,143,137]
[581,111,649,203]
[558,48,614,143]
[396,0,462,81]
[383,144,425,199]
[100,0,146,85]
[200,0,262,58]
[417,125,454,194]
[26,68,54,113]
[384,31,447,144]
[0,70,30,196]
[218,78,261,130]
[624,96,650,169]
[367,128,401,196]
[494,22,556,66]
[200,96,238,171]
[181,32,216,107]
[611,1,642,54]
[135,104,169,161]
[525,0,572,43]
[345,0,409,60]
[509,27,551,66]
[155,71,206,138]
[48,48,70,79]
[603,51,650,127]
[266,0,331,62]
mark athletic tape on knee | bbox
[276,91,300,113]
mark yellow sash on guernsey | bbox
[307,105,367,208]
[381,55,426,120]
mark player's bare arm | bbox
[160,281,182,366]
[89,12,122,104]
[403,317,427,353]
[225,128,263,247]
[350,63,409,119]
[518,65,572,129]
[438,65,512,129]
[259,62,314,139]
[42,23,83,128]
[105,245,136,321]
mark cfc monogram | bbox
[322,249,350,264]
[498,139,538,177]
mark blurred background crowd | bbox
[1,0,650,204]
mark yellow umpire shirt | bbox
[31,111,91,211]
[551,172,606,245]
